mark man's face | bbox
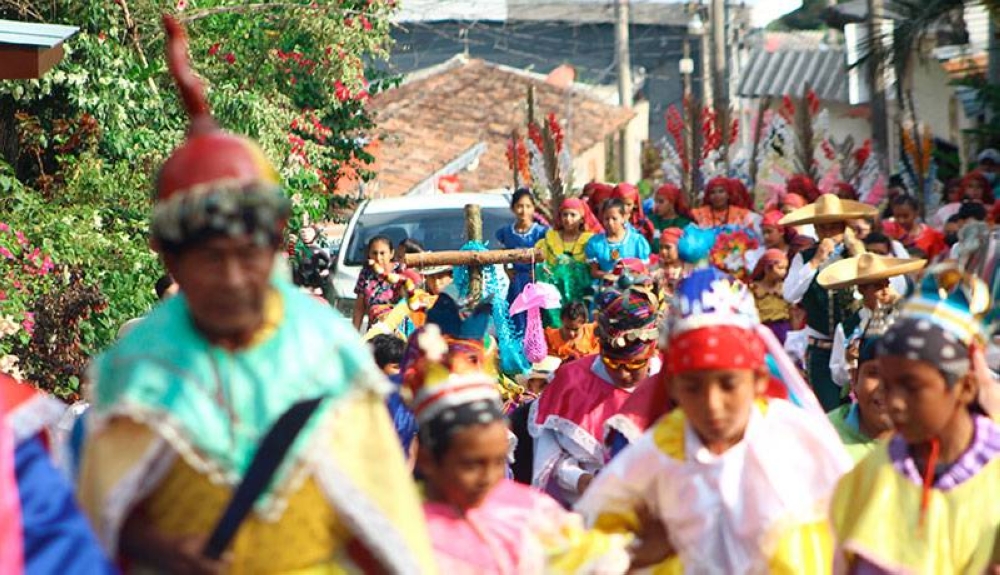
[815,222,847,241]
[865,241,891,256]
[857,279,891,309]
[165,236,276,345]
[601,353,650,388]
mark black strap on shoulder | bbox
[202,397,324,560]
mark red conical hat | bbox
[156,15,279,202]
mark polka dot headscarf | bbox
[879,317,970,387]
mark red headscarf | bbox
[833,182,858,201]
[959,171,995,204]
[751,248,788,282]
[781,192,807,210]
[665,325,766,375]
[729,179,754,209]
[655,183,691,219]
[701,176,734,207]
[612,183,645,221]
[660,227,683,247]
[583,182,615,218]
[761,210,785,230]
[786,174,821,202]
[558,197,601,233]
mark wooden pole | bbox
[465,204,483,303]
[404,247,542,268]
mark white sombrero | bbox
[818,253,927,290]
[779,194,879,226]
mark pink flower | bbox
[0,223,8,232]
[14,231,26,246]
[175,0,188,11]
[21,312,34,336]
[0,291,5,301]
[208,43,221,56]
[333,80,351,102]
[359,16,373,31]
[224,53,236,65]
[0,247,12,260]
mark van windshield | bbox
[343,207,516,266]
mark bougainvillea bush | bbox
[0,0,396,397]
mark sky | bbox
[396,0,804,28]
[745,0,804,28]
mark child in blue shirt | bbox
[585,197,651,276]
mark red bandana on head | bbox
[664,325,766,375]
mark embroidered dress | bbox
[424,479,630,575]
[578,399,850,574]
[690,206,754,230]
[78,279,436,574]
[536,229,594,327]
[752,284,792,344]
[497,222,549,333]
[831,416,1000,574]
[529,356,636,507]
[585,230,651,273]
[355,262,408,325]
[882,221,946,260]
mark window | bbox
[344,207,515,266]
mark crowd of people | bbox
[3,15,1000,575]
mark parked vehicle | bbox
[330,192,515,316]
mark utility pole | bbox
[615,0,636,182]
[867,0,890,175]
[710,0,729,162]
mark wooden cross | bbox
[403,204,541,304]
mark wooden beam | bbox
[0,44,64,80]
[465,204,483,302]
[404,247,542,269]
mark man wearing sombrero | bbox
[818,252,927,390]
[77,16,434,573]
[781,194,878,410]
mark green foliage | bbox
[0,0,396,395]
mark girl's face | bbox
[850,219,871,240]
[766,260,788,281]
[965,181,985,202]
[761,225,784,249]
[621,199,635,216]
[368,240,393,268]
[709,186,729,210]
[512,195,535,223]
[671,368,767,454]
[880,355,974,445]
[891,204,918,231]
[560,209,583,232]
[653,194,676,218]
[418,420,508,511]
[425,273,452,295]
[603,207,626,235]
[854,359,893,435]
[660,243,679,264]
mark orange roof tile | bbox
[367,58,634,197]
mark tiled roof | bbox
[367,57,634,197]
[737,33,848,103]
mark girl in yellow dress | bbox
[536,198,595,327]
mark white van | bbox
[330,192,515,316]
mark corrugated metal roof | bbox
[0,19,77,48]
[737,45,849,103]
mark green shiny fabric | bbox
[89,278,379,489]
[827,404,879,464]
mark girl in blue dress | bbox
[495,189,549,335]
[585,197,651,277]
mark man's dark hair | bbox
[560,300,589,322]
[862,232,891,248]
[957,202,987,222]
[154,275,176,300]
[370,334,405,370]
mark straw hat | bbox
[818,253,927,290]
[779,194,878,226]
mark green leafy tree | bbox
[0,0,396,396]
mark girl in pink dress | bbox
[406,326,641,574]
